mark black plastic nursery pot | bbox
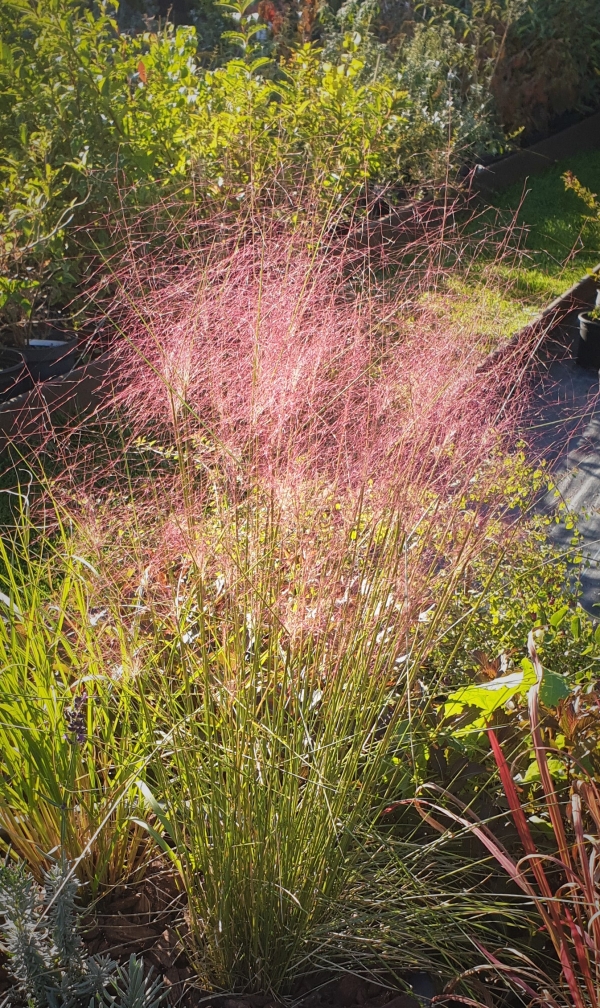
[20,337,80,381]
[0,348,30,403]
[5,324,80,381]
[577,312,600,369]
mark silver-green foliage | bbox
[0,858,167,1008]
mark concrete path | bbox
[530,318,600,614]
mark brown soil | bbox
[82,860,193,1005]
[81,865,435,1008]
[0,860,431,1008]
[82,866,428,1008]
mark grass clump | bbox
[0,521,153,892]
[0,477,545,994]
[0,204,596,997]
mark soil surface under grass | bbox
[0,857,429,1008]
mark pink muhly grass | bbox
[22,199,541,651]
[99,208,529,501]
[0,196,591,994]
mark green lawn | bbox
[433,149,600,349]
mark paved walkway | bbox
[530,321,600,613]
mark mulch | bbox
[0,859,433,1008]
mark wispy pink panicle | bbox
[103,215,519,501]
[15,199,542,637]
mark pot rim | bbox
[0,348,26,369]
[25,338,78,348]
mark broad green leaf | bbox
[445,661,537,719]
[0,40,14,69]
[523,756,567,783]
[539,668,570,707]
[249,57,272,74]
[130,818,183,874]
[549,605,570,627]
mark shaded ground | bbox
[530,317,600,614]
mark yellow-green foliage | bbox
[0,0,424,322]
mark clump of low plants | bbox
[0,855,167,1008]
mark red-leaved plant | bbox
[402,631,600,1008]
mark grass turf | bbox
[438,148,600,348]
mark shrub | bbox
[326,3,505,164]
[398,0,600,141]
[0,0,526,331]
[0,0,445,329]
[0,1,204,327]
[425,454,600,689]
[491,0,600,138]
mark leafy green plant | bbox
[0,511,157,892]
[562,171,600,219]
[410,632,600,1008]
[425,453,600,690]
[217,0,270,59]
[0,0,535,333]
[0,0,207,328]
[0,855,167,1008]
[559,170,600,321]
[414,0,600,139]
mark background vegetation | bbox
[0,1,599,1006]
[2,0,600,332]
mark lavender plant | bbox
[0,857,167,1008]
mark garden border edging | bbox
[473,110,600,192]
[475,264,600,375]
